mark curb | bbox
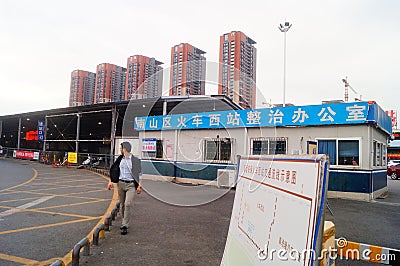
[51,169,118,266]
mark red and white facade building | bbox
[125,55,163,100]
[218,31,257,109]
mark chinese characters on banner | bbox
[14,150,40,160]
[142,138,157,152]
[135,102,371,131]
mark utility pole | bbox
[279,21,292,107]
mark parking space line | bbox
[38,175,100,180]
[0,195,109,206]
[0,169,38,193]
[36,173,92,177]
[0,165,114,265]
[11,181,105,190]
[61,172,119,265]
[0,217,99,235]
[0,253,39,265]
[37,175,101,179]
[10,185,104,193]
[0,192,108,205]
[0,196,54,219]
[0,196,45,204]
[0,190,32,195]
[28,182,105,188]
[4,188,109,199]
[0,205,102,219]
[38,257,65,265]
[35,199,109,210]
[38,179,105,185]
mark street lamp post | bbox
[279,21,292,107]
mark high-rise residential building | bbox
[169,43,206,96]
[69,70,96,107]
[218,31,257,109]
[125,55,163,100]
[94,63,126,104]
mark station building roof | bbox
[0,95,243,148]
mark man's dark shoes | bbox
[120,226,128,235]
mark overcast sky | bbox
[0,0,399,116]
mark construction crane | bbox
[342,77,362,102]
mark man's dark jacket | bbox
[110,154,142,188]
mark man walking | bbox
[108,142,142,235]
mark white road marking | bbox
[0,196,55,220]
[371,200,400,206]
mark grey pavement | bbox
[84,176,400,266]
[2,158,400,265]
[329,177,400,266]
[84,180,234,266]
[0,159,35,190]
[0,159,113,265]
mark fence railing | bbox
[0,146,118,169]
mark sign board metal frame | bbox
[222,154,329,265]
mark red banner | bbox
[14,150,39,160]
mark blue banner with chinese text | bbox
[134,102,382,131]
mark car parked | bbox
[387,164,400,179]
[388,160,400,167]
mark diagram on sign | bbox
[236,176,314,263]
[222,156,327,266]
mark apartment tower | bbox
[94,63,126,103]
[218,31,257,109]
[125,55,163,100]
[69,70,96,107]
[169,43,206,96]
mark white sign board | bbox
[142,138,157,152]
[222,155,328,266]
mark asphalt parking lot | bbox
[83,177,400,266]
[0,159,116,265]
[1,159,400,265]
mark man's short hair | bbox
[121,142,132,153]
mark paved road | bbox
[84,181,233,266]
[0,159,35,190]
[330,176,400,265]
[0,159,115,265]
[84,176,400,266]
[1,159,399,265]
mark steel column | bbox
[17,117,21,149]
[110,105,117,158]
[75,113,81,153]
